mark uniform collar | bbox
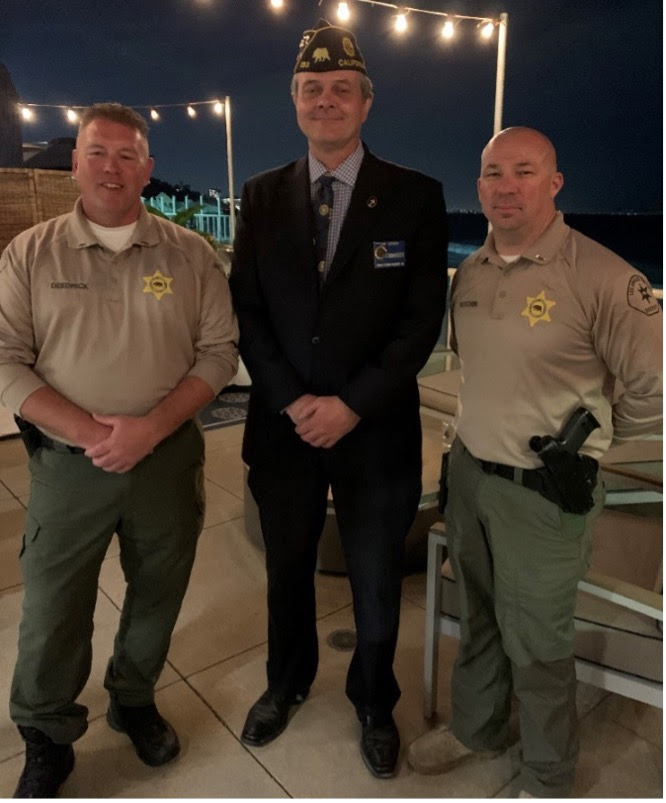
[66,197,161,250]
[473,211,570,268]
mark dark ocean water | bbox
[448,213,663,288]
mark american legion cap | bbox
[294,18,367,75]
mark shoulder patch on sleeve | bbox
[627,274,660,316]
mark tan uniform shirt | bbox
[0,199,238,426]
[451,212,662,467]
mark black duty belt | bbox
[38,433,86,455]
[472,453,548,494]
[463,443,598,514]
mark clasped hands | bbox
[83,414,161,474]
[286,394,360,449]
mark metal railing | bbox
[143,194,232,243]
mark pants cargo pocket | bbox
[19,517,41,559]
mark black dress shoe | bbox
[240,689,307,747]
[14,727,74,798]
[107,701,180,766]
[360,715,400,779]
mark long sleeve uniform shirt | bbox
[0,199,238,431]
[451,212,662,467]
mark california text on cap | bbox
[294,18,367,75]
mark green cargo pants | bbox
[10,420,205,744]
[446,438,604,798]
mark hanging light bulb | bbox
[269,0,283,9]
[19,105,34,121]
[66,108,78,123]
[441,20,455,40]
[150,108,160,121]
[480,21,495,39]
[395,12,408,33]
[337,2,350,22]
[187,105,197,118]
[213,100,224,115]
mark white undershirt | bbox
[88,221,138,252]
[498,253,521,264]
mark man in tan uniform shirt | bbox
[407,127,662,797]
[0,103,238,797]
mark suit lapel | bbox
[324,150,394,289]
[277,157,317,280]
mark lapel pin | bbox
[367,196,378,208]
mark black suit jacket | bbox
[230,145,448,469]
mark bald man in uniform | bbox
[407,127,662,797]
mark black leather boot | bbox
[14,726,74,798]
[107,700,180,766]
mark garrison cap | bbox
[294,18,367,75]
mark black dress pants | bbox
[248,420,421,719]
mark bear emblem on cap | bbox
[313,47,331,63]
[294,18,367,75]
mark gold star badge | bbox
[142,270,173,301]
[521,289,556,327]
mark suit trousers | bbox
[445,438,604,797]
[247,422,421,719]
[10,420,205,744]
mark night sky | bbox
[2,0,662,212]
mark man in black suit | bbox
[230,19,447,779]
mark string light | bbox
[309,2,502,44]
[269,0,284,9]
[395,10,408,33]
[336,2,350,22]
[15,99,230,125]
[441,20,454,39]
[480,20,495,39]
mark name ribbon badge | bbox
[373,241,406,269]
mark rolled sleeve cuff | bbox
[187,354,239,398]
[0,366,48,415]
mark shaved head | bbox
[477,126,564,253]
[482,127,558,173]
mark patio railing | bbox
[143,194,232,244]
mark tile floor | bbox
[0,423,662,798]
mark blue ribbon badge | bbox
[373,241,406,269]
